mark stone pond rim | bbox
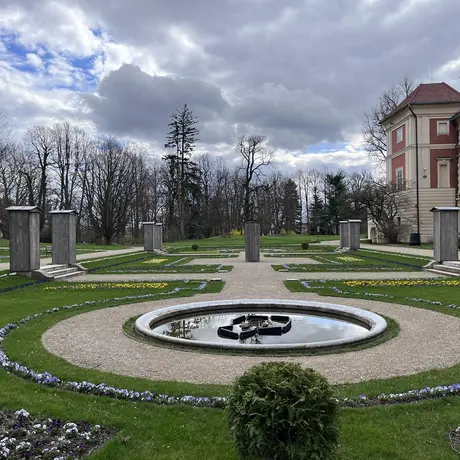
[134,299,388,352]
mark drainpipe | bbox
[408,105,421,245]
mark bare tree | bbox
[236,134,273,221]
[359,179,413,243]
[51,122,91,209]
[24,125,54,228]
[363,77,414,168]
[85,137,136,244]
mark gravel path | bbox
[43,256,455,386]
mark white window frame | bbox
[396,126,403,143]
[395,167,403,191]
[437,120,449,136]
[436,158,451,188]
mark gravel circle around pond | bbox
[42,283,460,385]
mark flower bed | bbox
[0,408,114,459]
[103,265,230,274]
[336,256,362,262]
[360,249,430,262]
[299,280,460,310]
[274,264,403,272]
[345,279,460,287]
[44,282,169,291]
[142,259,169,265]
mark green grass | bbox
[82,252,233,274]
[165,234,349,249]
[165,247,241,254]
[0,273,37,289]
[285,278,460,398]
[2,274,460,458]
[0,239,135,262]
[272,249,431,272]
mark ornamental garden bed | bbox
[2,270,460,458]
[0,408,114,459]
[272,250,431,272]
[81,253,233,274]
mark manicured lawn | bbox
[285,278,460,398]
[272,249,431,272]
[1,274,460,458]
[82,252,233,274]
[165,234,349,249]
[166,247,241,254]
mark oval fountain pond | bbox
[134,300,387,352]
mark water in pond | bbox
[150,310,369,345]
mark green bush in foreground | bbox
[192,244,199,251]
[301,242,309,250]
[227,362,338,460]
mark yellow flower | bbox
[142,258,169,265]
[344,279,460,288]
[44,282,169,290]
[336,257,362,262]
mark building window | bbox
[396,167,403,191]
[437,121,449,136]
[437,159,450,188]
[396,126,403,143]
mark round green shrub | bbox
[191,244,199,251]
[301,242,309,250]
[227,362,338,460]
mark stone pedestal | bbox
[430,207,460,262]
[154,223,163,250]
[50,210,77,265]
[143,222,155,252]
[339,221,349,248]
[6,206,41,275]
[244,220,260,262]
[348,219,362,251]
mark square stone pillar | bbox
[430,207,460,262]
[142,222,155,252]
[154,223,163,250]
[244,220,260,262]
[50,210,77,265]
[348,219,362,251]
[339,221,349,248]
[6,206,41,274]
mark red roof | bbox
[383,82,460,122]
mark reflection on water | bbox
[152,311,368,345]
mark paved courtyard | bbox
[42,249,459,386]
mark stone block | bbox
[244,220,260,262]
[6,206,41,274]
[154,223,163,250]
[143,222,155,252]
[50,210,77,265]
[339,221,349,248]
[430,207,460,262]
[348,219,362,251]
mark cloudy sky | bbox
[1,0,460,173]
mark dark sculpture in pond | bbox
[217,314,292,341]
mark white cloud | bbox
[0,1,102,56]
[25,53,43,68]
[1,0,460,176]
